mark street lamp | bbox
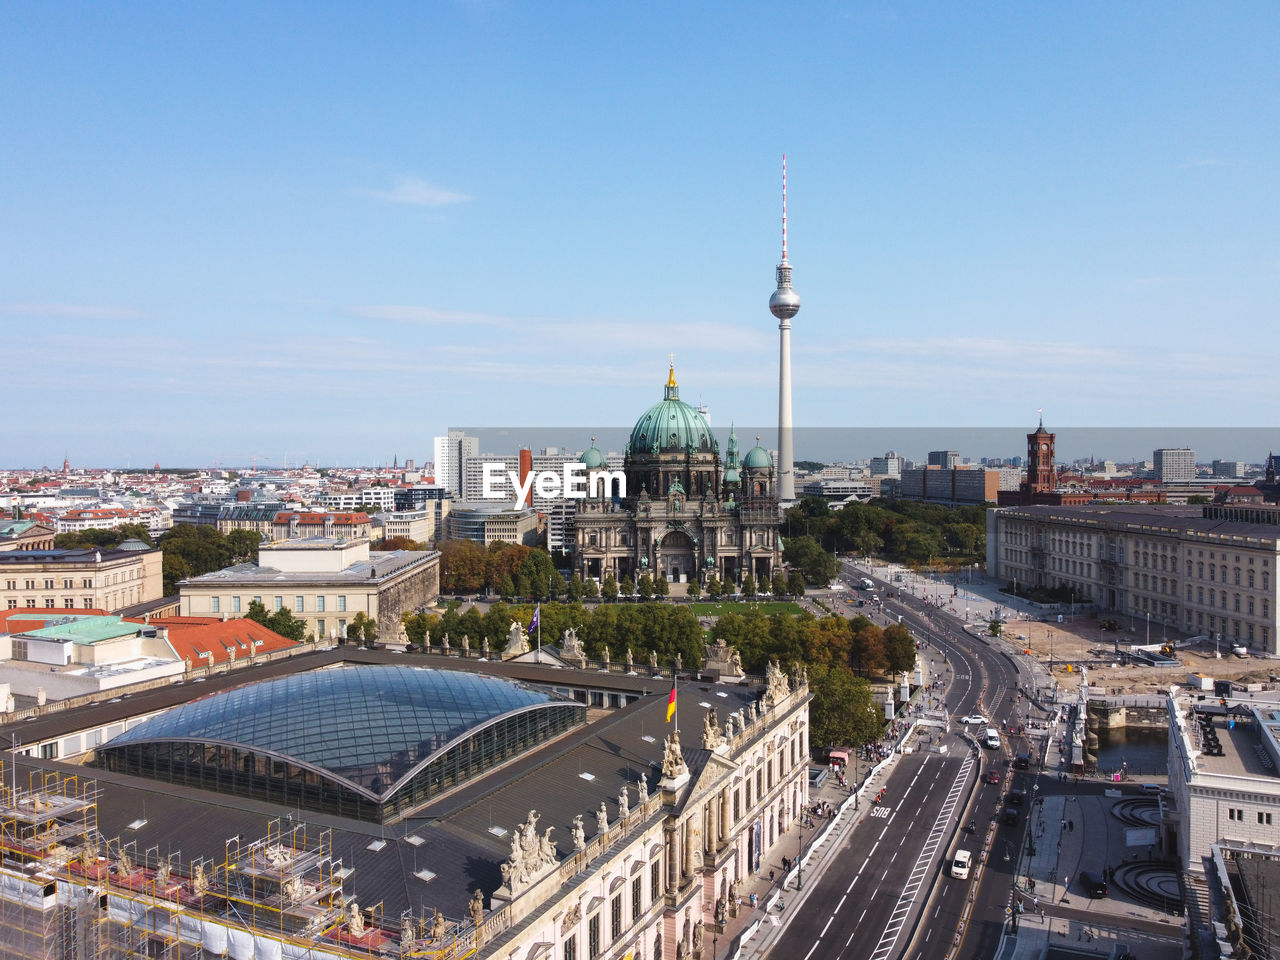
[796,818,804,890]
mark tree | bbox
[883,622,916,676]
[655,575,669,598]
[498,574,516,601]
[601,573,618,602]
[245,599,271,627]
[704,575,721,599]
[226,529,261,563]
[347,612,373,644]
[808,663,880,749]
[584,577,600,600]
[161,554,191,595]
[741,573,757,599]
[686,579,701,600]
[620,575,635,598]
[787,570,807,598]
[637,573,654,600]
[378,535,420,552]
[987,618,1003,638]
[266,606,307,642]
[771,572,787,598]
[362,617,379,645]
[783,535,837,586]
[566,574,584,602]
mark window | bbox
[317,596,325,612]
[62,598,72,608]
[632,876,642,921]
[1229,808,1244,821]
[82,597,91,608]
[650,860,660,900]
[44,598,55,608]
[6,600,16,609]
[317,619,326,638]
[211,597,220,613]
[274,596,283,611]
[232,596,242,613]
[82,578,92,588]
[588,913,600,959]
[338,619,346,637]
[564,935,577,960]
[11,639,27,659]
[39,743,58,760]
[295,595,305,612]
[62,578,73,589]
[338,596,347,612]
[1258,812,1272,825]
[611,893,622,940]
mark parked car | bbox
[1081,871,1109,898]
[1002,808,1018,826]
[1006,788,1027,806]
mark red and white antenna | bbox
[781,154,789,263]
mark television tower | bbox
[769,155,800,502]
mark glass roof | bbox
[103,665,570,798]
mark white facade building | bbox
[1154,447,1196,483]
[987,504,1280,652]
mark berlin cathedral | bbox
[573,365,784,587]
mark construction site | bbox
[0,761,475,960]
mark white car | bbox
[959,714,988,726]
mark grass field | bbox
[689,601,804,617]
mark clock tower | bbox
[1027,417,1055,496]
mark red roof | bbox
[158,620,300,666]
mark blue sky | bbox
[2,2,1276,467]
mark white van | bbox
[983,728,1001,749]
[950,849,972,879]
[860,577,874,590]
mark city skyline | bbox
[3,3,1277,465]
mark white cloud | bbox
[0,303,143,320]
[361,176,471,207]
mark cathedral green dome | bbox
[582,440,606,470]
[628,366,714,455]
[723,467,740,484]
[743,443,773,469]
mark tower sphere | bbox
[769,285,801,320]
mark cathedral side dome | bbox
[742,442,773,470]
[582,439,606,470]
[628,365,715,455]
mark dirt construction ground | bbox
[998,613,1277,696]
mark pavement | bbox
[721,721,925,960]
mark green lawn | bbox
[690,601,804,617]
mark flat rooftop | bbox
[1000,503,1280,542]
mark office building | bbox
[927,450,961,469]
[1154,448,1196,483]
[434,430,480,498]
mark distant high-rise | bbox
[769,156,800,502]
[927,450,961,470]
[1154,447,1195,483]
[432,430,479,497]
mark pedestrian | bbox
[1032,896,1038,910]
[1068,820,1074,832]
[769,869,775,883]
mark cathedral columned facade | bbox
[574,366,783,587]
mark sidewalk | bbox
[728,729,922,960]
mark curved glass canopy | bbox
[98,665,584,822]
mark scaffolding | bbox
[0,759,492,959]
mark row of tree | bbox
[784,497,986,567]
[399,601,914,749]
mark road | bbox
[764,563,1034,960]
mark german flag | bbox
[666,679,677,723]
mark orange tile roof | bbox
[161,620,300,666]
